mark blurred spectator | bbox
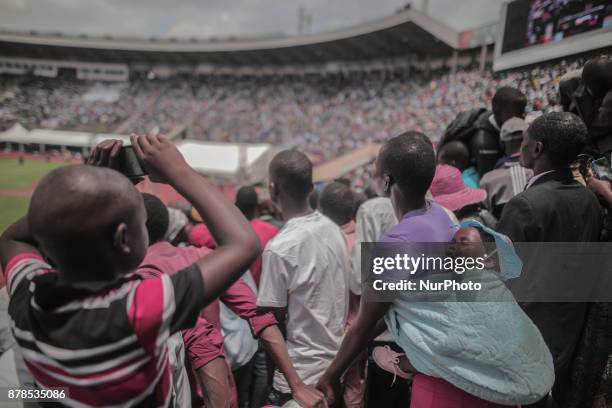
[480,117,533,219]
[0,58,583,162]
[437,141,479,187]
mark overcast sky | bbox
[0,0,505,39]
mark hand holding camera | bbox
[87,134,190,185]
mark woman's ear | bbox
[113,223,131,254]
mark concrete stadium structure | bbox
[0,7,494,80]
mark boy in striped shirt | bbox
[0,134,262,407]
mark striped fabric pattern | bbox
[4,253,204,407]
[509,164,529,196]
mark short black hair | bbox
[492,87,527,117]
[583,56,612,98]
[528,112,587,167]
[142,193,169,244]
[353,192,368,219]
[309,189,319,210]
[319,182,355,226]
[378,131,435,197]
[437,141,470,171]
[558,69,583,112]
[269,150,313,202]
[235,185,259,220]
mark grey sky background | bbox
[0,0,506,39]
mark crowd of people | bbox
[1,58,583,164]
[0,53,612,408]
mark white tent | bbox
[0,125,274,183]
[176,140,273,183]
[0,125,130,153]
[0,123,29,140]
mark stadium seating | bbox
[0,58,582,164]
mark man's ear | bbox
[383,174,392,194]
[534,141,545,158]
[269,181,279,200]
[113,223,131,254]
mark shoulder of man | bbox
[479,168,505,186]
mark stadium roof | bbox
[0,8,460,65]
[313,143,380,182]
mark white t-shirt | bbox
[257,211,350,393]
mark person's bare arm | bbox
[197,357,232,408]
[587,176,612,210]
[131,134,261,304]
[316,301,391,406]
[258,324,327,408]
[0,217,41,270]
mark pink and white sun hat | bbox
[430,164,487,211]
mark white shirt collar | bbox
[525,170,556,190]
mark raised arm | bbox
[130,133,261,304]
[0,216,40,271]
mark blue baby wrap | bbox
[384,221,554,405]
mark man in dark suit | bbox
[498,112,603,407]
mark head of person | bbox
[437,141,470,172]
[450,227,487,259]
[28,165,148,281]
[309,189,319,211]
[449,226,498,269]
[363,183,379,199]
[596,89,612,130]
[588,89,612,151]
[258,198,281,220]
[500,117,528,156]
[520,112,588,172]
[142,193,169,245]
[268,150,313,211]
[570,57,612,129]
[558,68,584,113]
[492,87,527,127]
[319,182,355,227]
[375,131,435,215]
[353,192,368,220]
[582,56,612,100]
[165,207,189,246]
[235,185,259,220]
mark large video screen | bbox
[502,0,612,54]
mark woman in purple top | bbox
[317,132,552,407]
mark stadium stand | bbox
[0,5,609,181]
[0,59,580,161]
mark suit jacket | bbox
[497,168,602,374]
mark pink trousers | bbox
[410,374,520,408]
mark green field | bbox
[0,158,68,232]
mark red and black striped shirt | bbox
[4,253,205,407]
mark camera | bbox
[118,146,147,178]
